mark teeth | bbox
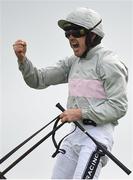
[72,44,79,48]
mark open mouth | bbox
[71,43,79,49]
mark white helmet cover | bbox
[58,7,104,38]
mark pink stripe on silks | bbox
[69,79,106,99]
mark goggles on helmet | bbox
[64,19,102,39]
[65,28,87,38]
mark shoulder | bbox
[58,55,77,66]
[97,47,128,80]
[55,55,78,75]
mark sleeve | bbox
[18,56,74,89]
[81,58,128,125]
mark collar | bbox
[80,45,102,61]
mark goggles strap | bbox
[89,19,102,32]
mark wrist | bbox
[18,56,26,64]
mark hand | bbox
[13,40,27,63]
[60,109,82,123]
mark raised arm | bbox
[13,40,75,89]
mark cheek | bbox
[79,37,87,50]
[80,41,87,51]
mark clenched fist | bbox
[13,40,27,63]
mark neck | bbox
[80,46,92,58]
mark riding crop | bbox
[0,103,131,178]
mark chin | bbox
[74,53,83,57]
[75,50,88,58]
[74,50,86,57]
